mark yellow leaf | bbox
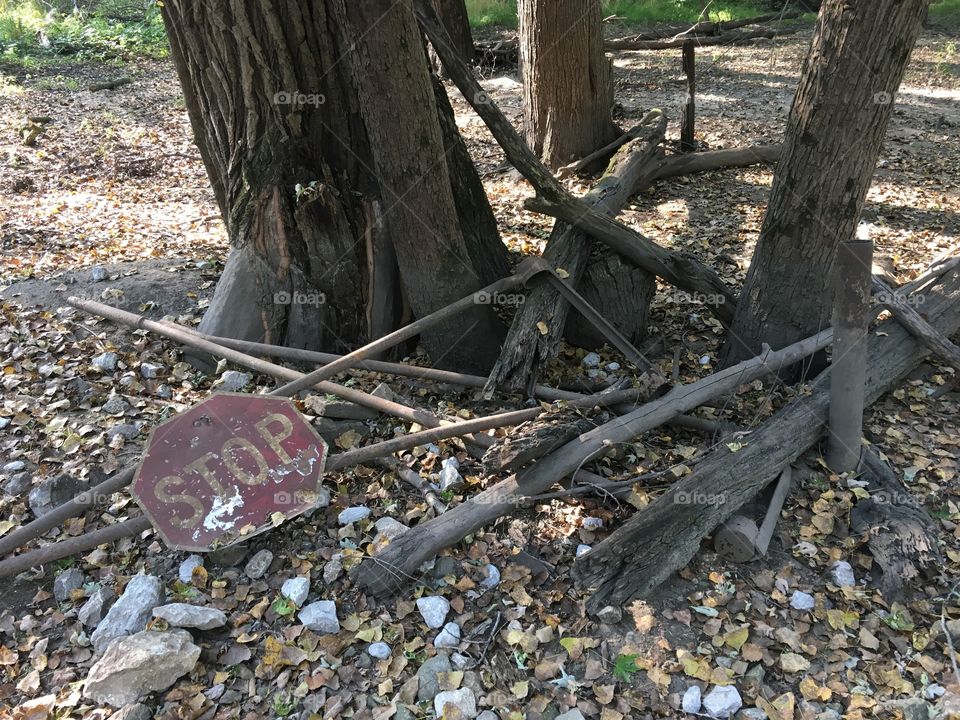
[511,680,529,699]
[723,627,749,651]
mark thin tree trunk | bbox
[720,0,927,367]
[519,0,617,168]
[163,0,504,372]
[431,0,474,68]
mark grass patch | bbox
[467,0,773,28]
[931,0,960,27]
[0,0,167,65]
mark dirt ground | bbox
[1,22,959,720]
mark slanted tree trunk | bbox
[430,0,474,69]
[720,0,927,367]
[162,0,505,372]
[518,0,617,169]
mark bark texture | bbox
[519,0,617,168]
[431,0,474,65]
[162,0,504,370]
[721,0,927,366]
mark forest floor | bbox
[1,21,960,720]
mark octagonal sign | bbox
[133,393,328,551]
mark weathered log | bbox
[486,113,666,393]
[351,328,833,596]
[572,270,960,609]
[482,414,597,474]
[558,123,651,178]
[874,277,960,375]
[636,144,782,192]
[851,448,940,600]
[606,27,797,51]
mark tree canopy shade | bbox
[160,0,508,372]
[721,0,928,366]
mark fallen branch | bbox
[607,27,797,51]
[637,144,782,192]
[351,328,832,596]
[571,270,960,609]
[610,12,801,42]
[874,277,960,375]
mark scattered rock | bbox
[29,474,85,518]
[53,567,85,603]
[925,684,946,700]
[4,471,32,497]
[480,564,500,589]
[882,697,929,720]
[830,561,856,587]
[83,630,200,707]
[682,685,702,714]
[555,710,586,720]
[583,516,603,530]
[452,652,471,670]
[703,686,743,718]
[244,549,273,579]
[139,362,163,379]
[740,709,768,720]
[91,575,165,654]
[152,603,227,630]
[90,265,109,282]
[217,370,251,392]
[434,687,477,719]
[367,642,391,659]
[78,587,115,628]
[299,600,339,634]
[582,352,601,368]
[323,555,343,584]
[281,577,310,607]
[110,703,153,720]
[416,596,450,629]
[596,605,622,624]
[374,516,408,541]
[107,423,139,441]
[338,506,371,525]
[92,352,119,372]
[101,394,128,415]
[605,362,621,371]
[789,591,815,610]
[416,652,451,702]
[434,622,461,648]
[432,556,458,579]
[576,544,591,557]
[439,457,463,490]
[3,460,26,473]
[178,555,204,584]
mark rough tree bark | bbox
[161,0,504,371]
[519,0,618,168]
[430,0,474,68]
[721,0,927,366]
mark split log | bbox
[486,112,667,394]
[571,269,960,609]
[351,328,832,596]
[873,277,960,375]
[524,194,736,325]
[851,448,940,600]
[482,414,597,474]
[606,27,797,51]
[564,250,656,351]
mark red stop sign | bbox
[132,394,328,551]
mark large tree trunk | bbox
[519,0,617,169]
[162,0,505,372]
[720,0,927,367]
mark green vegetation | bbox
[931,0,960,26]
[467,0,772,28]
[0,0,167,64]
[613,653,640,682]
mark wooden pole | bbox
[680,42,696,152]
[827,238,874,472]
